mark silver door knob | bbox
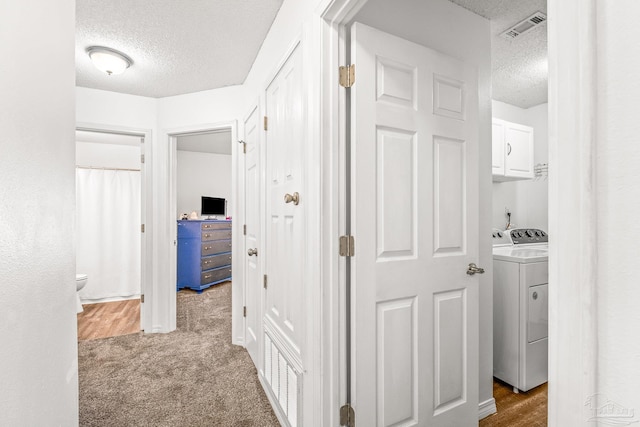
[247,248,258,256]
[466,263,485,275]
[284,192,300,205]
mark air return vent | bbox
[500,12,547,40]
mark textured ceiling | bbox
[76,0,283,98]
[448,0,548,108]
[177,130,232,155]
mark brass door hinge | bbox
[340,404,355,427]
[243,224,247,235]
[263,274,268,289]
[243,306,247,317]
[141,154,145,164]
[238,140,246,154]
[141,224,145,233]
[339,235,355,257]
[140,294,145,303]
[264,116,268,131]
[339,64,355,88]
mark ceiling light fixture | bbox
[86,46,133,75]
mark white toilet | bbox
[76,274,88,313]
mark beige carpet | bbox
[78,282,280,426]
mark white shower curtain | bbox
[76,168,141,301]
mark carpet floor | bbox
[78,282,280,427]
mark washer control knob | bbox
[518,231,524,237]
[526,230,534,237]
[497,231,503,238]
[492,233,496,238]
[535,231,542,237]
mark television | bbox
[201,196,226,217]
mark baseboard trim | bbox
[258,372,291,427]
[479,397,497,420]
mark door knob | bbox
[466,263,485,275]
[284,192,300,205]
[247,248,258,256]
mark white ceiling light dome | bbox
[86,46,133,75]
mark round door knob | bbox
[247,248,258,256]
[284,192,300,205]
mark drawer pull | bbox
[204,234,211,238]
[203,260,211,265]
[204,274,212,280]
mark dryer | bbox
[492,228,548,393]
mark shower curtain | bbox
[76,168,141,301]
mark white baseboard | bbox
[81,294,141,304]
[479,397,497,420]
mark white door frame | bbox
[75,122,153,332]
[166,121,243,343]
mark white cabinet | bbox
[492,118,534,181]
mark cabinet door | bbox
[492,119,506,176]
[504,122,534,179]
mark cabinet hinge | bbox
[243,224,247,235]
[263,274,268,289]
[339,64,355,88]
[339,235,355,257]
[141,224,145,233]
[340,404,355,427]
[243,306,247,317]
[140,294,145,303]
[141,154,145,164]
[263,116,268,131]
[238,139,246,154]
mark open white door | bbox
[351,23,480,426]
[244,106,261,366]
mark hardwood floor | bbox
[77,298,140,341]
[480,379,548,427]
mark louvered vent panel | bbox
[500,12,547,40]
[263,332,300,427]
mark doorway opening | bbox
[167,122,239,334]
[75,127,149,340]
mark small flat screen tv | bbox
[201,197,226,216]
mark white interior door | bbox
[351,23,480,426]
[263,42,305,426]
[244,106,261,366]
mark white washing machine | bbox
[492,228,548,393]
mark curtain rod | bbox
[76,166,141,172]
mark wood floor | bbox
[77,298,140,341]
[480,379,548,427]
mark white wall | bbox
[0,0,78,424]
[76,142,141,170]
[492,100,549,231]
[177,151,232,218]
[353,0,495,411]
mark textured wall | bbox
[0,0,78,424]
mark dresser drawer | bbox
[201,266,232,285]
[201,240,232,256]
[201,221,232,231]
[201,253,232,271]
[201,229,232,242]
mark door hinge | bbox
[243,224,247,235]
[238,139,246,154]
[141,224,145,233]
[340,404,355,427]
[141,154,145,164]
[263,274,268,289]
[264,116,268,131]
[243,306,247,317]
[339,235,355,257]
[339,64,355,88]
[140,294,145,303]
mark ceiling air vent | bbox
[500,12,547,40]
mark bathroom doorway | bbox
[75,126,150,339]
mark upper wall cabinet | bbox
[492,118,534,181]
